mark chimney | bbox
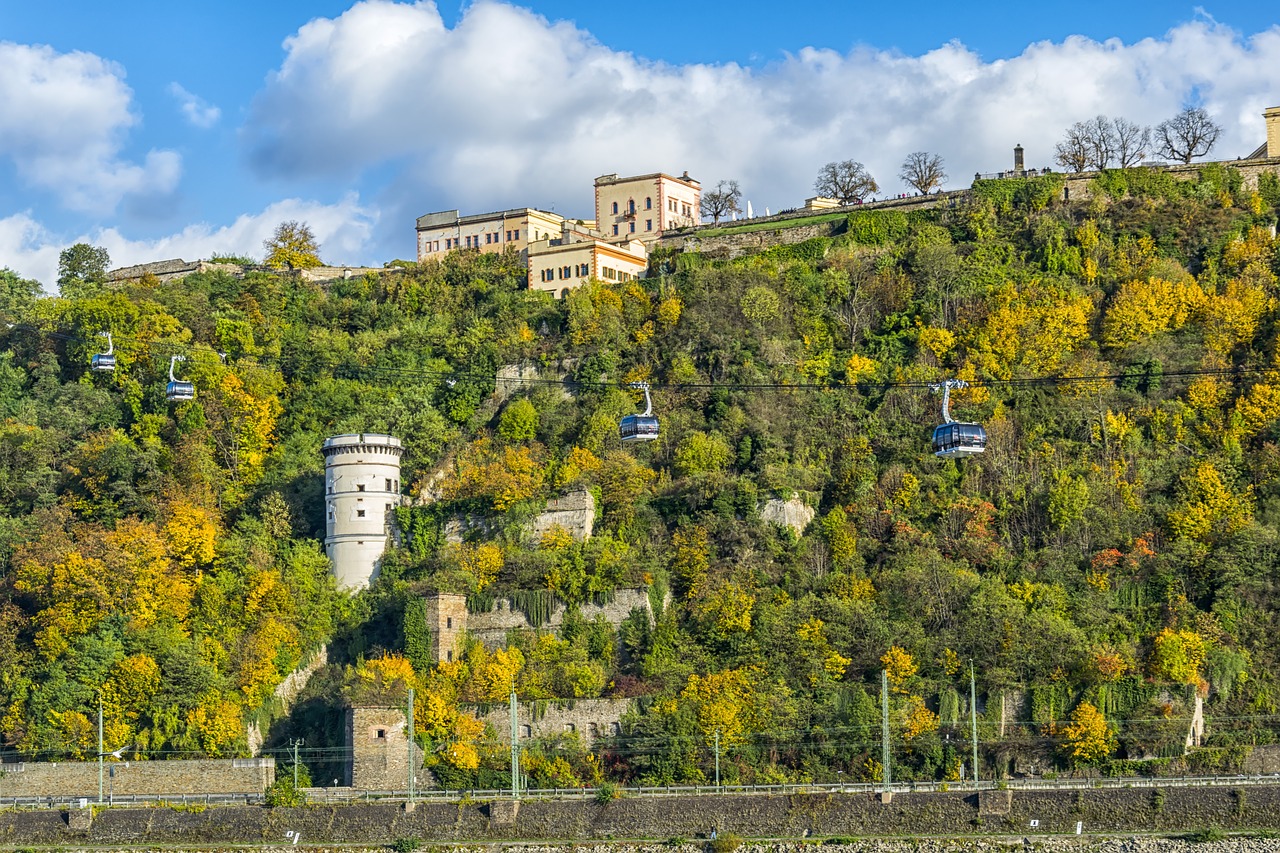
[1266,106,1280,159]
[1014,144,1025,172]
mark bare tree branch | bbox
[899,152,947,194]
[1154,107,1222,164]
[1054,122,1091,172]
[699,180,742,225]
[815,160,879,203]
[1111,117,1151,167]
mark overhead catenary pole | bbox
[510,688,520,800]
[970,661,980,787]
[714,729,721,789]
[291,738,304,789]
[881,669,891,794]
[98,694,104,805]
[407,687,415,804]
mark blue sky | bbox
[2,1,1278,288]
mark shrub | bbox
[709,832,744,853]
[594,781,621,803]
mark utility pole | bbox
[881,669,891,795]
[97,694,104,805]
[407,687,415,804]
[714,730,721,789]
[290,738,304,788]
[509,688,520,800]
[969,662,979,787]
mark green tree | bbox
[263,221,322,270]
[57,244,110,299]
[497,398,538,442]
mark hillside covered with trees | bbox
[2,164,1280,789]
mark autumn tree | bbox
[899,152,947,194]
[1154,107,1222,164]
[1063,701,1115,765]
[263,221,322,270]
[814,160,879,203]
[700,179,743,224]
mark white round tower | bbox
[322,433,404,590]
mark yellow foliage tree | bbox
[881,646,918,693]
[691,580,756,636]
[964,280,1092,379]
[902,694,940,740]
[1149,628,1207,685]
[163,499,219,572]
[680,668,763,746]
[186,697,243,756]
[1101,276,1204,348]
[1063,701,1116,765]
[445,438,546,511]
[1167,462,1252,544]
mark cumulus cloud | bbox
[0,195,377,292]
[168,82,222,128]
[0,42,182,214]
[242,0,1280,219]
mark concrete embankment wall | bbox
[2,786,1280,846]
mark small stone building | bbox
[424,592,468,664]
[344,706,431,790]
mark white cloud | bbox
[242,1,1280,217]
[168,82,222,128]
[0,42,183,214]
[0,195,377,292]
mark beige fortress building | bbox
[594,171,701,243]
[415,207,567,263]
[414,170,700,297]
[528,222,648,298]
[323,433,403,590]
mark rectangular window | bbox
[384,478,392,491]
[629,221,636,233]
[356,509,366,518]
[356,484,365,492]
[512,229,519,240]
[562,265,571,279]
[612,224,619,236]
[446,617,453,629]
[645,219,652,231]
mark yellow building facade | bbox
[594,171,701,243]
[415,207,566,263]
[527,226,648,299]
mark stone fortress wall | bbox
[0,757,274,798]
[106,258,391,285]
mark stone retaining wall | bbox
[5,785,1280,846]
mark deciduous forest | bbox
[2,164,1280,790]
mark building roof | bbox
[1247,142,1268,160]
[594,171,700,188]
[416,207,562,230]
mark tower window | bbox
[385,478,392,491]
[357,484,365,492]
[375,728,387,740]
[357,510,366,517]
[447,650,454,662]
[446,617,453,629]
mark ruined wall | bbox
[525,490,595,543]
[465,588,655,648]
[0,757,273,798]
[473,698,632,747]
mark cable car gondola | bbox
[619,381,659,443]
[930,379,987,458]
[90,332,116,372]
[166,355,195,402]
